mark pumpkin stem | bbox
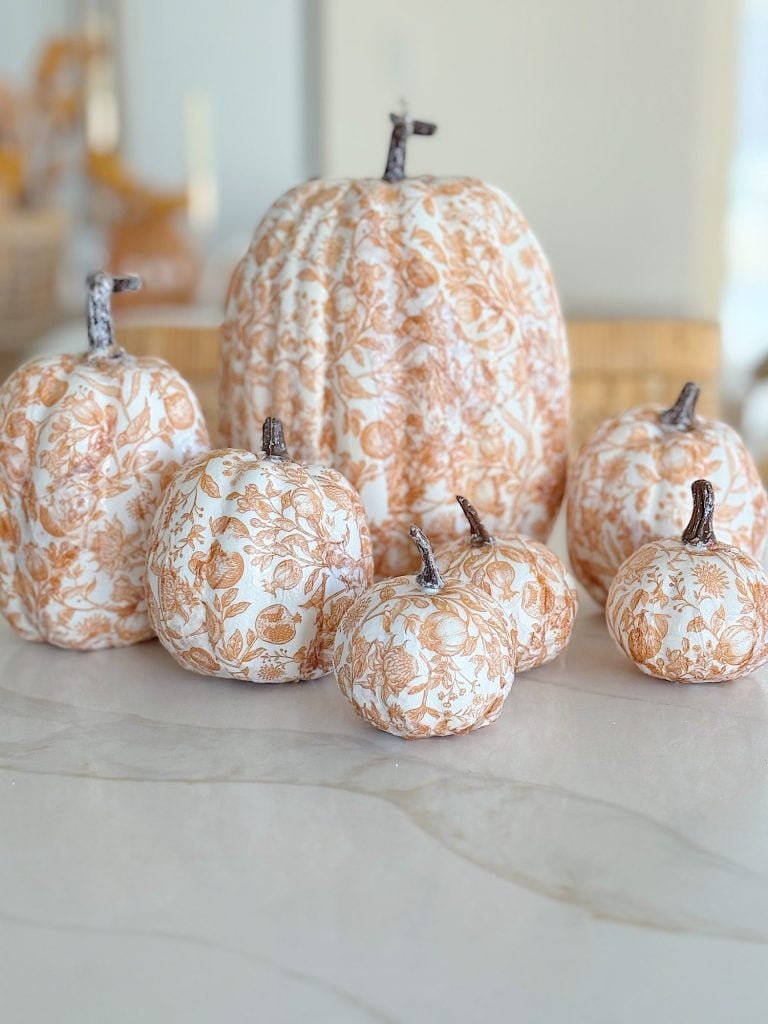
[383,112,437,183]
[456,495,493,546]
[660,382,700,431]
[87,271,141,352]
[410,525,445,591]
[681,479,717,546]
[261,416,290,461]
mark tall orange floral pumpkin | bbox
[221,113,569,576]
[0,273,209,649]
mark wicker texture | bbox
[0,208,67,350]
[568,320,720,449]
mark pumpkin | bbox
[146,416,374,682]
[567,381,768,605]
[435,495,577,671]
[0,272,208,649]
[606,479,768,682]
[221,112,569,578]
[333,524,514,738]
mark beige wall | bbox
[318,0,736,319]
[118,0,309,242]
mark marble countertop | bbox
[3,592,768,1022]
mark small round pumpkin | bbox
[436,496,577,671]
[567,382,768,605]
[146,417,374,682]
[606,479,768,683]
[333,525,514,738]
[0,272,208,649]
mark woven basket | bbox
[0,207,68,351]
[115,319,721,454]
[568,320,720,450]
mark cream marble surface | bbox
[2,600,768,1022]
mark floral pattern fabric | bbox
[221,176,569,578]
[334,577,514,738]
[606,538,768,682]
[0,351,208,649]
[567,405,768,605]
[436,534,577,671]
[146,448,374,682]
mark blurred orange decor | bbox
[88,149,199,306]
[0,25,199,349]
[0,36,93,349]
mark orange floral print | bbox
[568,383,768,606]
[606,480,768,683]
[220,171,569,578]
[436,497,577,672]
[146,420,374,683]
[0,348,208,649]
[691,562,729,598]
[334,526,514,739]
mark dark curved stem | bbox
[681,479,716,546]
[87,272,141,351]
[261,417,290,461]
[456,495,492,546]
[660,382,700,431]
[383,113,437,182]
[410,525,444,591]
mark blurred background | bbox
[1,0,767,463]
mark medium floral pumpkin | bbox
[0,272,208,649]
[567,382,768,605]
[334,525,514,738]
[221,112,569,578]
[146,417,374,682]
[435,496,577,671]
[606,479,768,682]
